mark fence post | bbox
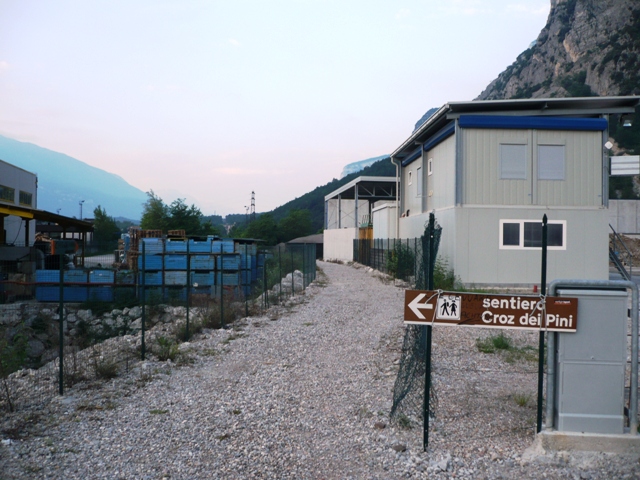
[290,247,294,296]
[58,253,64,395]
[278,247,282,304]
[186,241,190,340]
[220,272,225,329]
[423,212,436,450]
[244,244,249,317]
[141,241,146,360]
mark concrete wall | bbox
[323,228,357,261]
[609,200,640,234]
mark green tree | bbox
[92,205,121,245]
[140,191,170,232]
[245,213,278,245]
[278,209,313,243]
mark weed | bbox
[149,409,169,415]
[476,333,512,353]
[476,334,538,364]
[303,322,314,326]
[217,433,231,441]
[154,336,180,362]
[90,345,119,380]
[396,413,412,429]
[232,409,241,415]
[513,392,532,407]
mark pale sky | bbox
[0,0,550,216]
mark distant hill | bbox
[270,156,395,233]
[0,135,147,220]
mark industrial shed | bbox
[391,96,640,287]
[323,176,396,261]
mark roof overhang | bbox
[324,176,397,202]
[392,96,640,159]
[0,203,93,232]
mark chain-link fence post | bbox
[141,241,146,360]
[185,241,190,340]
[58,253,64,395]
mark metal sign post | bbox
[536,214,548,433]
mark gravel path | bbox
[2,261,640,479]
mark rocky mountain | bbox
[339,154,390,179]
[477,0,640,100]
[0,135,147,221]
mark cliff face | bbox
[477,0,640,100]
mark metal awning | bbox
[324,176,396,201]
[0,203,93,231]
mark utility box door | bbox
[555,289,627,434]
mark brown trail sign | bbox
[404,290,578,332]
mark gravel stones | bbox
[1,261,640,479]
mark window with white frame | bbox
[538,144,565,180]
[499,219,566,250]
[499,144,527,179]
[428,157,433,176]
[408,170,412,185]
[417,166,423,196]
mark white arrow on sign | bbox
[408,293,434,320]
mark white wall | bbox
[372,202,397,239]
[323,228,357,261]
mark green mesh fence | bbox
[389,216,442,428]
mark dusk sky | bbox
[0,0,550,216]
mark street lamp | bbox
[79,200,85,220]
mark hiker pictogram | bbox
[436,295,461,320]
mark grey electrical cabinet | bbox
[554,289,628,434]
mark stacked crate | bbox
[164,238,188,300]
[138,238,164,299]
[189,238,215,296]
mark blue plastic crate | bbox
[88,286,114,302]
[164,255,187,270]
[64,270,87,283]
[217,254,240,271]
[35,270,60,283]
[236,244,258,256]
[240,253,256,269]
[165,271,187,285]
[35,286,59,301]
[257,254,266,267]
[241,270,251,285]
[141,238,164,254]
[89,270,114,284]
[138,255,163,270]
[191,255,214,270]
[190,272,215,286]
[189,239,212,253]
[64,286,88,302]
[212,240,234,254]
[139,271,162,286]
[165,239,187,253]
